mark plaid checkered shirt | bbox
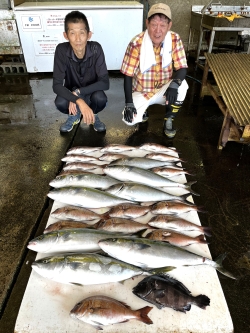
[121,30,188,99]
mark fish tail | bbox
[197,206,208,213]
[214,253,237,280]
[180,193,193,204]
[136,306,153,325]
[184,181,200,196]
[194,294,210,309]
[202,226,212,237]
[196,234,209,244]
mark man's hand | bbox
[164,87,178,105]
[124,103,137,123]
[76,99,95,125]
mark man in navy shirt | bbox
[53,11,109,133]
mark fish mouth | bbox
[27,241,37,249]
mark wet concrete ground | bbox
[0,60,250,332]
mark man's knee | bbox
[55,96,69,114]
[91,91,107,113]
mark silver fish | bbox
[62,154,98,163]
[51,205,101,221]
[110,157,178,169]
[146,153,183,163]
[48,186,135,209]
[100,144,137,153]
[27,228,124,253]
[138,143,176,153]
[105,183,192,204]
[32,253,145,285]
[49,173,120,189]
[103,165,198,196]
[70,295,153,329]
[67,146,101,155]
[98,237,236,279]
[148,215,212,237]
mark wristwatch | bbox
[172,79,182,86]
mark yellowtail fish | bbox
[98,237,236,279]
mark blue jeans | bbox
[55,91,107,115]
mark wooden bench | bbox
[200,53,250,149]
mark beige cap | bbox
[147,3,171,20]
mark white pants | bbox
[122,79,189,126]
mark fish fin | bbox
[196,234,209,244]
[180,193,194,204]
[92,322,104,330]
[197,206,208,213]
[148,266,176,274]
[203,226,212,237]
[155,274,192,295]
[214,253,237,279]
[194,294,210,309]
[69,282,84,287]
[136,306,153,325]
[154,289,165,298]
[183,304,191,312]
[184,181,200,196]
[140,201,156,206]
[136,243,151,250]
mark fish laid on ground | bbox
[99,153,127,162]
[110,157,178,169]
[44,220,94,233]
[151,166,193,178]
[98,237,236,279]
[27,228,125,253]
[105,183,192,204]
[138,143,176,153]
[48,186,135,209]
[146,153,184,163]
[49,173,120,189]
[103,165,198,196]
[107,203,150,219]
[63,162,103,172]
[51,205,102,221]
[133,275,210,312]
[67,146,101,155]
[93,218,149,234]
[146,229,208,247]
[32,253,146,285]
[148,215,212,237]
[100,144,137,153]
[62,154,98,163]
[70,295,153,330]
[151,201,205,216]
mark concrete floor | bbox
[0,61,250,332]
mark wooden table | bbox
[200,53,250,149]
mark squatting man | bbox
[53,11,109,133]
[121,3,188,138]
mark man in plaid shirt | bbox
[121,3,188,138]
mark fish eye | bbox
[56,176,61,180]
[42,259,50,263]
[112,238,117,242]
